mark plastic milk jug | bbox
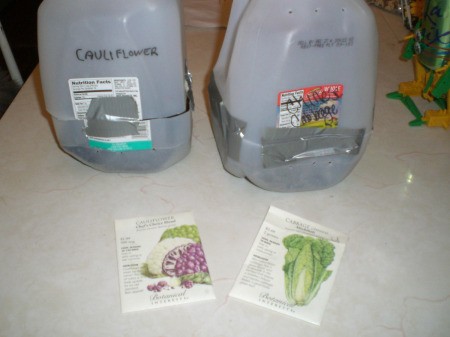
[38,0,192,172]
[209,0,378,191]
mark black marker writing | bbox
[76,47,159,62]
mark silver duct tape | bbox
[185,68,195,112]
[84,68,195,139]
[262,127,365,168]
[85,96,140,138]
[208,73,247,163]
[209,74,365,171]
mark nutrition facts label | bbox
[278,89,305,128]
[68,77,151,152]
[69,77,143,120]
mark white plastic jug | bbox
[209,0,378,192]
[38,0,192,172]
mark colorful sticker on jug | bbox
[87,120,153,152]
[68,77,152,152]
[277,84,343,128]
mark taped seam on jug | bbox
[208,73,247,163]
[84,67,194,139]
[185,67,195,111]
[85,96,140,138]
[261,128,365,168]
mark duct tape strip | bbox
[185,68,195,112]
[85,96,140,138]
[261,127,365,168]
[209,74,247,163]
[209,74,364,169]
[85,67,194,139]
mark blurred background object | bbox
[366,0,402,14]
[0,0,41,83]
[0,0,42,118]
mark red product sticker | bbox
[277,84,344,128]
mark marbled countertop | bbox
[1,7,449,337]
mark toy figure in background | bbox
[388,0,450,128]
[369,0,401,13]
[401,0,425,30]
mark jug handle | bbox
[214,0,251,76]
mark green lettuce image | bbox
[282,234,335,306]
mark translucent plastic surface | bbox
[210,0,378,191]
[51,111,191,173]
[39,0,186,120]
[38,0,192,172]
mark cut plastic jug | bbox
[38,0,193,173]
[209,0,378,192]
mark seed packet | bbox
[229,206,347,325]
[115,212,215,313]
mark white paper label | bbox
[68,77,152,151]
[115,212,215,313]
[229,206,347,325]
[69,77,143,120]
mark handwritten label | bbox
[419,0,450,69]
[424,2,449,45]
[76,47,158,62]
[278,84,343,128]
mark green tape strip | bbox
[88,139,153,152]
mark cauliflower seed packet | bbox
[229,206,347,325]
[115,212,215,313]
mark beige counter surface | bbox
[1,7,449,337]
